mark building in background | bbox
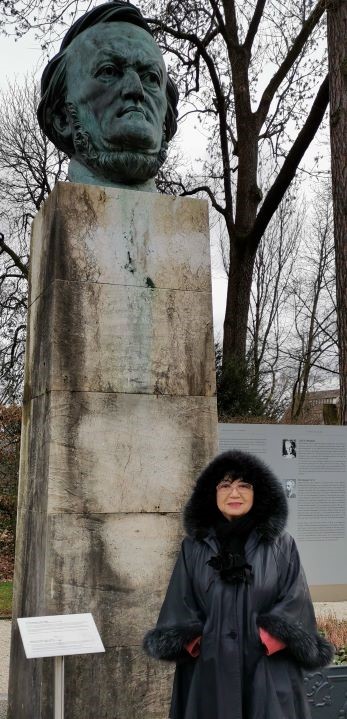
[281,389,340,425]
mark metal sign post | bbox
[54,656,64,719]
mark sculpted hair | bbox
[37,0,179,156]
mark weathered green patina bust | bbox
[38,1,178,191]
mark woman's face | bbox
[216,477,254,520]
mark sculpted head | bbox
[37,1,179,190]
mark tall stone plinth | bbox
[8,182,218,718]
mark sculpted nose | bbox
[121,69,145,102]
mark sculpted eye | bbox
[142,71,161,86]
[95,64,120,79]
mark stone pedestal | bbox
[8,183,218,718]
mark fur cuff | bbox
[143,623,203,661]
[257,614,334,669]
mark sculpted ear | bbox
[52,106,72,141]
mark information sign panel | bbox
[17,613,105,659]
[219,423,347,589]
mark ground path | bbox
[0,620,11,719]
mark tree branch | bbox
[147,17,217,53]
[148,16,234,230]
[168,182,226,216]
[207,0,227,42]
[244,0,267,52]
[0,233,29,278]
[249,74,329,250]
[10,324,26,368]
[221,0,240,47]
[256,0,326,128]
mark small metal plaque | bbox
[18,613,105,659]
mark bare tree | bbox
[1,0,92,45]
[0,232,28,404]
[0,1,330,377]
[327,0,347,425]
[215,182,303,419]
[247,188,302,417]
[144,0,329,377]
[0,404,21,580]
[0,76,67,403]
[284,186,338,421]
[217,182,338,422]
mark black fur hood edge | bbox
[184,450,288,542]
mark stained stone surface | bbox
[45,392,216,514]
[24,512,184,646]
[26,281,215,397]
[29,182,211,304]
[8,183,218,718]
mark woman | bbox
[143,450,333,719]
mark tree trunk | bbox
[223,101,260,370]
[235,119,261,238]
[327,0,347,424]
[223,241,256,367]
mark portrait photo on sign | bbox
[282,439,297,458]
[284,479,297,499]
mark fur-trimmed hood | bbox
[184,450,288,542]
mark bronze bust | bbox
[38,1,178,191]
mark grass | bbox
[0,581,13,618]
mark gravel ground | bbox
[0,698,7,719]
[0,621,11,694]
[314,602,347,619]
[0,620,11,719]
[0,603,347,714]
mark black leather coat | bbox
[144,451,333,719]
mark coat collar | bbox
[184,451,288,544]
[202,527,261,555]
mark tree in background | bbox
[0,77,67,580]
[0,405,21,580]
[247,189,301,416]
[2,2,343,423]
[0,233,27,404]
[0,77,67,403]
[216,183,338,421]
[285,186,338,421]
[327,0,347,425]
[0,0,330,378]
[145,0,329,378]
[216,188,301,419]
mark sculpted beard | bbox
[66,102,168,182]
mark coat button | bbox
[228,630,237,639]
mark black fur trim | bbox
[184,451,288,542]
[257,614,334,668]
[143,623,203,661]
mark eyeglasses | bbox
[216,480,253,494]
